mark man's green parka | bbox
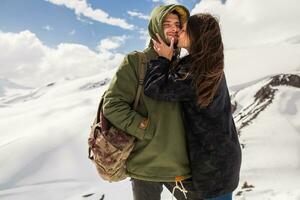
[103,4,191,182]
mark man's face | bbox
[162,13,181,45]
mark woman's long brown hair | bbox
[186,13,224,107]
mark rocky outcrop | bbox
[234,74,300,134]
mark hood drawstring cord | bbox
[171,176,188,200]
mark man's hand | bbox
[152,33,174,61]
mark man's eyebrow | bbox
[163,21,180,24]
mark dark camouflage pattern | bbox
[88,107,135,182]
[144,57,241,198]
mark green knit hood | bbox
[147,4,190,48]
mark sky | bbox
[1,0,300,87]
[0,0,198,52]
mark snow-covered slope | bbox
[0,78,31,98]
[1,43,300,200]
[232,73,300,200]
[0,69,136,200]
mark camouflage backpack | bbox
[88,52,147,182]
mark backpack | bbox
[88,52,147,182]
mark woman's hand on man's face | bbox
[152,33,174,61]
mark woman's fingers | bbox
[153,33,174,58]
[152,38,159,47]
[153,45,160,54]
[155,33,165,45]
[153,45,157,52]
[151,38,157,44]
[155,33,174,50]
[152,38,162,50]
[152,39,158,48]
[170,37,174,50]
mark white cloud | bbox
[76,15,93,24]
[152,0,181,4]
[0,30,125,87]
[163,0,180,4]
[191,0,300,47]
[138,28,149,40]
[138,28,151,47]
[46,0,135,30]
[69,29,76,35]
[127,11,150,20]
[97,35,129,52]
[43,25,54,31]
[0,30,47,77]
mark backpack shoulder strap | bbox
[133,52,147,110]
[96,52,147,123]
[96,91,106,123]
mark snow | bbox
[0,70,134,200]
[1,39,300,200]
[232,84,300,200]
[0,78,31,97]
[0,67,180,199]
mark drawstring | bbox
[171,176,188,200]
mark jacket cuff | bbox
[130,116,148,140]
[158,56,171,64]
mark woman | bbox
[144,13,242,200]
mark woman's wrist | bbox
[158,56,171,64]
[158,53,172,61]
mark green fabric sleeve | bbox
[102,53,147,140]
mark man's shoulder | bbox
[115,51,145,76]
[127,50,144,61]
[122,51,146,68]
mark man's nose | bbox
[171,25,179,32]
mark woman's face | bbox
[177,23,190,50]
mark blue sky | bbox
[1,0,299,87]
[0,0,199,53]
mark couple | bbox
[102,4,241,200]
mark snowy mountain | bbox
[1,71,299,200]
[0,78,31,98]
[232,73,300,132]
[283,35,300,44]
[1,45,300,199]
[0,69,133,200]
[232,73,300,200]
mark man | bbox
[103,4,201,200]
